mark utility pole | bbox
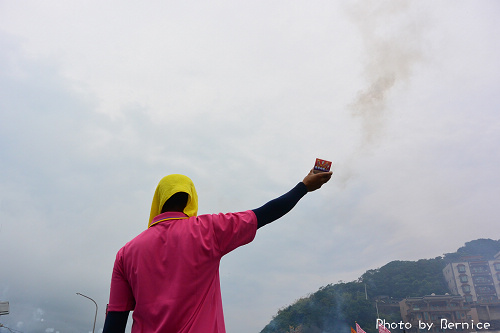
[76,293,98,333]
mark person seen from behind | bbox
[103,168,333,333]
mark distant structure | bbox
[0,301,8,316]
[399,294,472,333]
[442,250,500,330]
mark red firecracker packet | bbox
[313,158,332,173]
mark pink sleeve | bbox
[211,210,258,256]
[107,247,136,311]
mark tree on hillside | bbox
[261,282,376,333]
[361,258,448,299]
[443,239,500,262]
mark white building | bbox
[442,251,500,331]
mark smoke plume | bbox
[337,1,426,186]
[350,1,424,144]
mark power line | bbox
[0,322,24,333]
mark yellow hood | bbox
[148,174,198,227]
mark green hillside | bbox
[260,239,500,333]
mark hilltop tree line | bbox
[260,239,500,333]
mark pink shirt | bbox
[108,210,257,333]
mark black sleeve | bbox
[252,182,308,229]
[103,311,129,333]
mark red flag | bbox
[356,323,367,333]
[379,324,392,333]
[351,327,357,333]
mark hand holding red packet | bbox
[313,158,332,173]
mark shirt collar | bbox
[149,211,189,228]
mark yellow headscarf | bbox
[148,174,198,227]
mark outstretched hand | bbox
[302,169,333,192]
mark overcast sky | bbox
[1,1,499,332]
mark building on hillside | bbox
[0,301,9,316]
[442,251,500,331]
[399,294,473,333]
[443,253,500,303]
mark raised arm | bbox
[253,170,332,228]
